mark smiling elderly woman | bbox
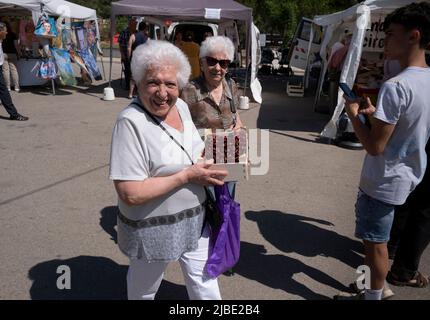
[109,40,227,300]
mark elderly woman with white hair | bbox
[109,40,227,300]
[181,35,244,131]
[181,36,244,203]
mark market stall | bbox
[308,0,430,139]
[0,0,103,90]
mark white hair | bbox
[199,36,235,61]
[131,40,191,89]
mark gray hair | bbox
[131,40,191,89]
[199,36,235,61]
[0,22,6,31]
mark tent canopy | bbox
[110,0,252,30]
[0,0,97,20]
[313,0,424,27]
[0,0,100,47]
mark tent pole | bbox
[99,43,106,80]
[243,21,250,97]
[109,21,113,87]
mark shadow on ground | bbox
[234,241,348,299]
[245,210,363,269]
[28,256,188,300]
[27,205,191,300]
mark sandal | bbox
[387,271,430,288]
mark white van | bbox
[286,17,323,76]
[144,18,242,66]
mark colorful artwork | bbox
[51,47,77,86]
[78,48,102,81]
[31,58,57,80]
[34,15,58,38]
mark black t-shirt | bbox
[3,31,18,54]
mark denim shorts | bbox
[355,190,395,243]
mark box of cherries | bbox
[201,128,249,181]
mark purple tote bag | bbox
[204,184,241,278]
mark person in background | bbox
[387,141,430,288]
[181,31,200,79]
[327,33,352,116]
[203,31,213,40]
[1,21,20,92]
[174,31,183,48]
[127,21,148,99]
[0,22,28,121]
[110,40,227,300]
[327,32,348,65]
[118,17,137,91]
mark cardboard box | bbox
[201,128,249,181]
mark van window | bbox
[171,24,214,45]
[298,21,322,44]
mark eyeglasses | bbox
[205,56,230,69]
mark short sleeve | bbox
[231,80,241,111]
[373,81,406,125]
[109,117,150,181]
[180,83,199,105]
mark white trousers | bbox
[127,226,221,300]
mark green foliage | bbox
[67,0,113,19]
[237,0,359,46]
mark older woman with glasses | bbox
[181,36,243,131]
[110,40,228,300]
[181,36,244,203]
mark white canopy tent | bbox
[108,0,262,103]
[0,0,100,41]
[310,0,430,139]
[0,0,104,91]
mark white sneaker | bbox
[333,291,365,300]
[335,282,395,300]
[14,88,20,92]
[382,283,395,300]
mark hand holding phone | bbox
[340,82,362,120]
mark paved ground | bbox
[0,61,429,300]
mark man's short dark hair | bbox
[384,2,430,49]
[138,22,147,32]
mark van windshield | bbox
[298,21,322,44]
[171,24,214,45]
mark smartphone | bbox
[339,82,356,99]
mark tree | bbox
[237,0,359,46]
[67,0,113,19]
